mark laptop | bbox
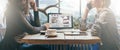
[48,13,73,29]
[48,13,79,32]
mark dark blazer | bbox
[0,8,46,50]
[94,8,119,50]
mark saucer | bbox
[45,33,57,37]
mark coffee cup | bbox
[46,29,57,36]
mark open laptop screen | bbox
[48,13,73,29]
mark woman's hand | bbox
[80,19,87,31]
[44,23,50,30]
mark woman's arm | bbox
[80,2,93,31]
[82,2,93,21]
[19,11,46,34]
[29,0,41,27]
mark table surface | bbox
[21,32,101,44]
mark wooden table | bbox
[21,33,101,45]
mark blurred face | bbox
[21,0,29,14]
[91,0,96,7]
[91,0,103,8]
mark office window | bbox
[38,0,120,30]
[38,0,81,28]
[38,0,59,24]
[0,0,7,27]
[60,0,80,18]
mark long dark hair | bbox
[4,0,21,16]
[4,0,29,17]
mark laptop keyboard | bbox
[56,29,80,32]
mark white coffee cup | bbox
[46,29,56,36]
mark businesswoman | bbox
[82,0,120,50]
[0,0,49,50]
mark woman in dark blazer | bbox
[82,0,120,50]
[0,0,49,50]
